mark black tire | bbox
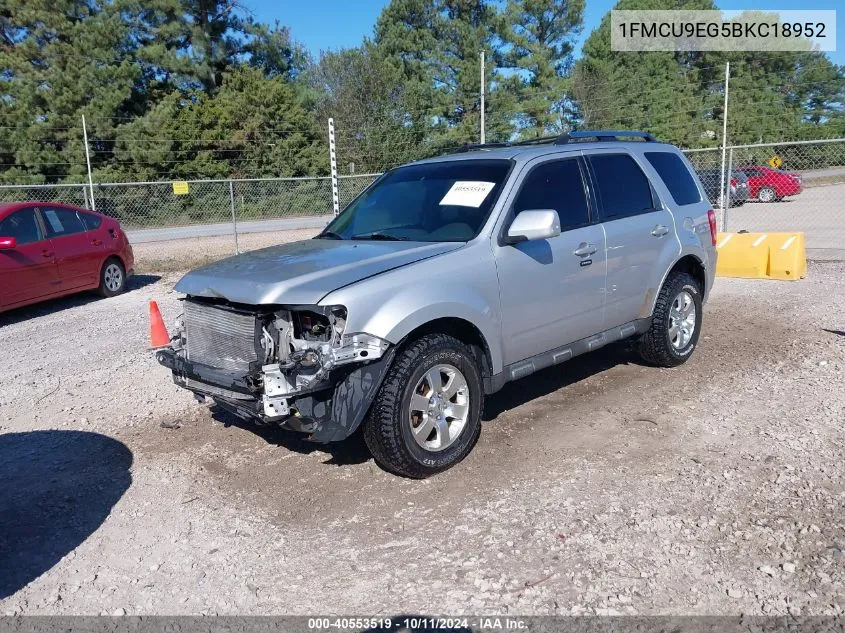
[638,271,703,368]
[363,333,484,478]
[758,186,776,203]
[98,258,126,297]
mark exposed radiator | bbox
[184,300,259,373]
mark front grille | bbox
[184,300,259,373]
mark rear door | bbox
[584,150,676,330]
[493,155,607,364]
[39,206,102,290]
[0,207,60,308]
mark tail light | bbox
[707,209,718,246]
[730,177,737,188]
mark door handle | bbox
[573,243,597,257]
[651,224,669,237]
[41,250,54,258]
[91,239,103,246]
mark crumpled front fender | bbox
[294,348,396,443]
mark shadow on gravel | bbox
[822,328,845,337]
[484,341,642,421]
[0,430,132,599]
[209,406,372,467]
[0,274,160,326]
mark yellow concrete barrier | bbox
[715,232,806,280]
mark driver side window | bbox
[0,208,44,245]
[512,159,590,231]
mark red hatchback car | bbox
[0,202,134,313]
[737,165,803,203]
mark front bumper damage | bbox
[155,298,395,443]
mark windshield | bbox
[321,159,512,242]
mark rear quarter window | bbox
[644,151,701,206]
[79,212,102,231]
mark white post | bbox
[328,118,339,215]
[480,51,486,145]
[718,62,730,231]
[81,115,96,211]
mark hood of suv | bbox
[175,239,464,305]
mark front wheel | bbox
[638,271,703,367]
[364,333,483,478]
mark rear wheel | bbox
[98,258,126,297]
[758,186,776,203]
[638,271,703,367]
[364,333,483,478]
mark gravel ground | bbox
[0,263,843,616]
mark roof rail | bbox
[555,130,658,144]
[454,135,560,153]
[451,130,658,154]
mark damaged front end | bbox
[155,297,394,442]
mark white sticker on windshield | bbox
[439,181,496,207]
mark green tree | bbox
[573,0,844,147]
[0,0,139,183]
[375,0,502,149]
[104,67,326,181]
[498,0,584,137]
[310,42,429,173]
[115,0,258,95]
[573,0,716,148]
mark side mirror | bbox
[0,236,17,250]
[506,209,561,244]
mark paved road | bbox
[126,214,332,244]
[725,182,844,259]
[802,166,845,181]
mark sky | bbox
[246,0,843,66]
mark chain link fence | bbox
[0,174,380,270]
[0,138,842,270]
[684,139,845,258]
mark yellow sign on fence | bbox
[767,155,783,169]
[172,181,190,195]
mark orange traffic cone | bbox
[149,300,171,349]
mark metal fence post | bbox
[723,146,734,232]
[229,179,240,254]
[718,61,730,232]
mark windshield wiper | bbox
[314,231,344,240]
[351,232,407,241]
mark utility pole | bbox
[718,61,730,231]
[480,51,486,145]
[81,115,96,211]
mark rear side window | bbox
[42,207,86,237]
[0,208,43,245]
[588,154,656,220]
[79,212,102,231]
[644,151,701,205]
[513,158,589,231]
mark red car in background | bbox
[737,165,803,203]
[0,202,134,313]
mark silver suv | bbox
[156,130,717,478]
